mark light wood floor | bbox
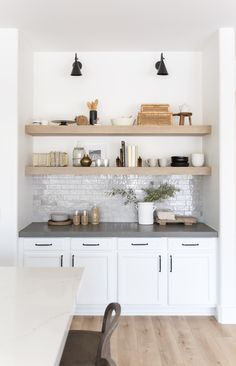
[71,316,236,366]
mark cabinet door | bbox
[168,253,216,305]
[23,251,66,267]
[118,252,166,305]
[72,251,116,305]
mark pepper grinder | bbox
[81,210,89,225]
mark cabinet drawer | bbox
[168,238,217,251]
[71,238,115,251]
[118,238,166,251]
[23,238,69,251]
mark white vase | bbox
[138,202,156,225]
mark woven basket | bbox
[141,104,170,113]
[137,112,172,125]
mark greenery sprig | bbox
[108,181,179,205]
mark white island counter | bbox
[0,267,83,366]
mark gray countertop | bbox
[19,222,218,238]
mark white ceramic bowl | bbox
[111,117,135,126]
[51,212,69,222]
[191,153,205,167]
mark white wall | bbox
[33,52,203,162]
[202,35,219,229]
[218,28,236,323]
[0,29,18,264]
[18,32,33,230]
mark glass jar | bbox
[73,146,85,167]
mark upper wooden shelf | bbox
[25,125,212,136]
[25,166,211,176]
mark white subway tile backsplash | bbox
[32,175,203,222]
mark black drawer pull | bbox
[82,243,100,246]
[72,254,75,267]
[159,255,162,272]
[35,243,53,246]
[170,255,173,272]
[60,255,63,267]
[131,243,149,246]
[182,243,199,246]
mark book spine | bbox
[131,145,136,167]
[121,141,126,167]
[128,145,132,167]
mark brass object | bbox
[80,154,92,167]
[75,115,89,125]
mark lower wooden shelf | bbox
[25,166,212,176]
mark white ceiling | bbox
[0,0,235,51]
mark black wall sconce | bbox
[71,53,82,76]
[155,53,168,75]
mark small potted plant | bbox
[108,182,179,225]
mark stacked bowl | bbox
[171,156,189,167]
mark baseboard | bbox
[75,304,216,317]
[216,306,236,324]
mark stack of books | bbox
[33,152,68,167]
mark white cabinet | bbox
[18,235,217,314]
[71,238,116,306]
[24,252,65,267]
[118,238,167,306]
[168,238,217,306]
[19,238,70,267]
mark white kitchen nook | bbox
[1,2,236,364]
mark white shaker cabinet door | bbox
[72,251,117,305]
[118,252,167,305]
[23,251,66,268]
[168,252,216,305]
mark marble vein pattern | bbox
[0,267,83,366]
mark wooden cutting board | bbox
[156,215,197,226]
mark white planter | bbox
[138,202,156,225]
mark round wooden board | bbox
[48,219,72,226]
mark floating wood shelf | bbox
[25,166,212,176]
[25,125,212,136]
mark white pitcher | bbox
[138,202,156,225]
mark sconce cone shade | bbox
[71,53,82,76]
[155,53,168,75]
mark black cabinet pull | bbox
[131,243,149,246]
[72,255,75,267]
[182,243,199,246]
[159,255,162,272]
[170,255,173,272]
[82,243,100,246]
[35,243,53,246]
[60,255,63,267]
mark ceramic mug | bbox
[158,158,169,167]
[95,159,102,167]
[103,158,110,167]
[145,158,157,167]
[191,153,204,167]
